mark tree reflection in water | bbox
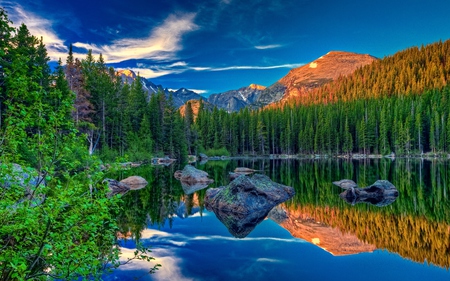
[111,158,450,269]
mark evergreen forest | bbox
[2,5,450,279]
[61,38,450,159]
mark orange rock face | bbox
[278,51,378,104]
[248,83,267,91]
[278,207,376,256]
[116,69,136,79]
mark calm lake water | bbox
[105,158,450,281]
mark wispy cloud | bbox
[119,248,192,281]
[206,63,304,71]
[73,13,199,63]
[168,88,209,95]
[2,2,71,61]
[122,67,175,79]
[255,44,283,50]
[122,62,304,79]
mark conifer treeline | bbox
[196,87,450,156]
[4,13,450,160]
[289,40,450,105]
[196,40,450,156]
[62,46,188,161]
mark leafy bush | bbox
[205,147,231,157]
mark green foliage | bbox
[195,86,450,156]
[204,147,231,157]
[0,13,157,280]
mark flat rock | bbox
[120,176,148,190]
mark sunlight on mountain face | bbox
[309,62,318,68]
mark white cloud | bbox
[255,44,283,50]
[119,62,304,80]
[73,13,199,63]
[119,248,193,281]
[256,258,283,263]
[3,3,73,61]
[120,67,174,79]
[168,88,209,95]
[205,63,304,71]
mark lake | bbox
[105,158,450,281]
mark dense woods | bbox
[115,158,450,269]
[0,9,155,280]
[197,40,450,157]
[197,87,450,156]
[4,18,449,161]
[2,5,450,279]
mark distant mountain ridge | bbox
[116,51,378,110]
[207,84,266,112]
[116,69,267,111]
[116,70,200,108]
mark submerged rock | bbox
[234,167,258,175]
[332,179,399,206]
[174,165,213,194]
[120,176,148,190]
[104,179,130,197]
[180,181,211,195]
[205,174,295,238]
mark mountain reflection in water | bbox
[108,158,450,281]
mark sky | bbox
[2,0,450,95]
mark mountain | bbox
[255,51,378,107]
[171,88,203,108]
[207,84,266,112]
[116,69,202,108]
[272,207,376,256]
[116,51,377,110]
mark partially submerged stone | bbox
[104,178,130,197]
[120,176,148,190]
[332,179,399,207]
[174,165,213,194]
[205,174,295,238]
[180,181,211,195]
[151,156,176,166]
[234,167,257,175]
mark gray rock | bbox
[120,176,148,190]
[174,165,213,194]
[333,179,399,207]
[205,174,295,238]
[103,178,130,197]
[234,167,257,174]
[1,163,46,208]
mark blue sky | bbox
[2,0,450,95]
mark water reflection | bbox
[206,205,271,238]
[110,158,450,271]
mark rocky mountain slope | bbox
[116,70,201,108]
[207,84,266,112]
[116,51,378,110]
[255,51,378,107]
